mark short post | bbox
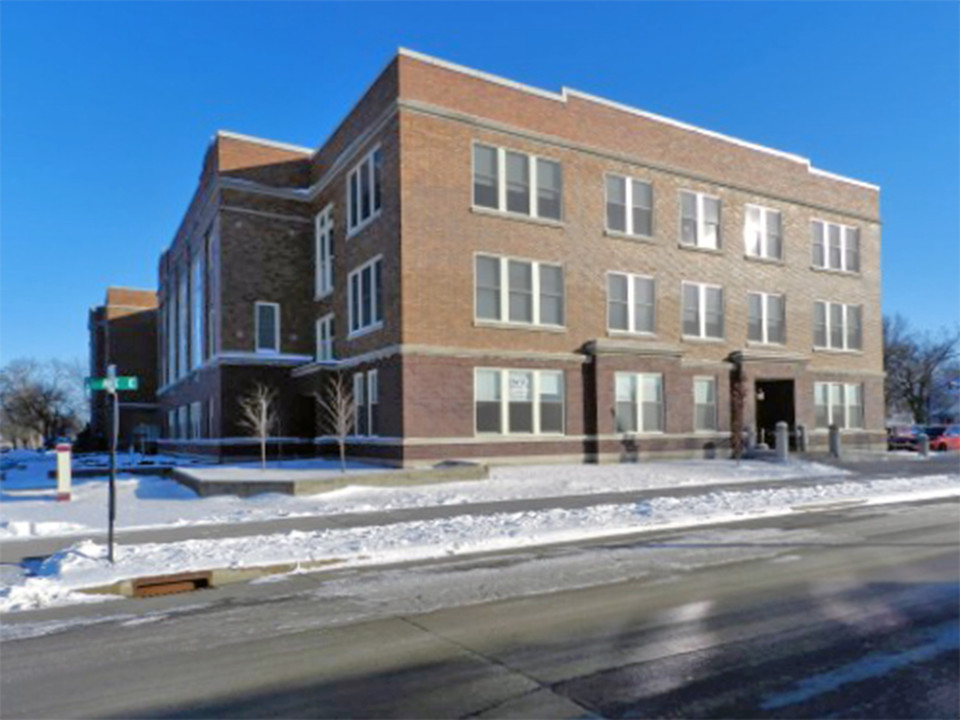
[918,432,930,458]
[746,425,757,452]
[55,443,72,501]
[775,421,789,462]
[829,424,842,458]
[796,423,808,454]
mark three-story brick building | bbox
[157,49,884,465]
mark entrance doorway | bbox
[755,380,796,449]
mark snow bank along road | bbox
[1,498,957,718]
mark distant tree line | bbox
[0,358,88,448]
[883,315,959,425]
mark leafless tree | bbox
[0,358,87,446]
[314,372,355,473]
[237,383,279,471]
[884,314,960,423]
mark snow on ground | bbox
[2,472,957,614]
[2,454,853,540]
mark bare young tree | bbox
[237,383,279,471]
[884,314,960,423]
[313,372,355,473]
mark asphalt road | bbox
[1,498,957,719]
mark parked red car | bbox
[930,425,960,451]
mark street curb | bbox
[789,498,869,512]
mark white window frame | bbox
[682,281,724,340]
[347,146,382,236]
[743,204,782,260]
[254,301,280,353]
[679,190,722,250]
[316,313,335,362]
[315,204,334,299]
[605,173,654,238]
[815,382,864,429]
[614,372,664,435]
[606,271,656,335]
[811,219,860,273]
[347,255,383,338]
[190,251,204,371]
[471,142,563,222]
[747,291,786,345]
[367,369,379,438]
[190,401,202,439]
[814,301,862,351]
[693,376,718,433]
[474,253,565,328]
[473,368,565,437]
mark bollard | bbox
[918,432,930,458]
[829,424,842,458]
[746,425,757,452]
[796,423,808,454]
[775,421,789,462]
[55,443,72,501]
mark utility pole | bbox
[107,364,117,563]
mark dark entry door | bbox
[755,380,796,449]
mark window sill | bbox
[744,254,784,266]
[812,346,863,356]
[474,319,567,334]
[470,205,564,229]
[678,243,723,256]
[605,229,656,245]
[314,290,333,303]
[347,210,382,239]
[348,322,383,341]
[608,329,657,339]
[616,431,665,437]
[475,432,567,440]
[810,265,861,278]
[254,348,281,355]
[746,340,787,349]
[682,334,725,344]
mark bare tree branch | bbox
[237,383,278,470]
[314,372,355,473]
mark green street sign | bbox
[86,376,138,392]
[115,377,138,391]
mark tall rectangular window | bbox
[348,257,383,336]
[811,220,860,272]
[316,314,335,362]
[680,191,721,249]
[255,302,280,353]
[607,272,655,334]
[367,370,379,437]
[814,383,864,429]
[166,292,176,385]
[177,267,188,378]
[474,255,564,328]
[694,377,718,432]
[744,205,783,260]
[353,373,367,436]
[605,174,653,237]
[814,301,863,351]
[474,368,565,436]
[315,205,334,298]
[747,292,786,344]
[614,373,663,433]
[472,144,563,221]
[191,252,204,370]
[347,147,382,235]
[682,282,724,340]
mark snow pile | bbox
[2,472,956,614]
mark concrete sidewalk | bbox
[3,455,955,564]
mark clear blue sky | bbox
[2,1,957,366]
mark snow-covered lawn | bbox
[2,453,851,540]
[2,472,957,614]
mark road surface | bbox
[1,497,958,718]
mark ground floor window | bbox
[814,382,864,429]
[475,368,565,435]
[353,370,379,436]
[190,401,202,439]
[694,377,718,432]
[615,373,663,433]
[167,409,176,439]
[177,406,188,440]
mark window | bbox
[607,272,655,334]
[472,144,563,221]
[605,175,653,237]
[255,302,280,353]
[694,377,718,432]
[353,373,367,436]
[177,406,187,440]
[167,409,176,439]
[191,252,204,370]
[680,191,721,249]
[190,401,202,440]
[165,296,175,386]
[315,205,334,298]
[177,267,188,378]
[474,368,565,435]
[367,370,379,437]
[747,292,786,344]
[348,257,383,336]
[614,373,663,433]
[812,220,860,272]
[316,314,335,362]
[475,255,565,327]
[682,282,724,340]
[207,397,216,439]
[814,382,864,429]
[347,147,382,234]
[744,205,782,260]
[813,301,862,351]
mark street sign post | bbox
[86,366,138,564]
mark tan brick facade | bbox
[156,50,883,465]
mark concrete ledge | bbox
[48,465,174,479]
[171,462,489,497]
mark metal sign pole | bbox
[107,364,117,564]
